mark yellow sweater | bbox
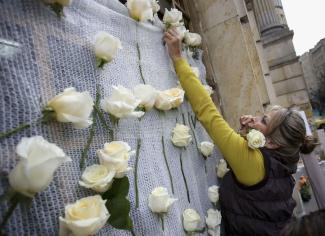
[174,58,265,186]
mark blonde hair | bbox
[266,106,315,164]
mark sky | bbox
[282,0,325,56]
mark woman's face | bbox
[248,111,275,135]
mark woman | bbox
[163,29,315,236]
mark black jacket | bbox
[219,148,296,236]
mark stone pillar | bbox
[252,0,284,36]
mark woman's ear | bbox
[265,138,280,149]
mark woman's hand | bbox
[238,115,254,136]
[163,29,182,62]
[240,115,254,128]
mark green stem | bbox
[130,228,136,236]
[136,43,146,84]
[80,113,97,169]
[0,193,20,231]
[80,85,106,169]
[182,113,186,125]
[189,112,197,129]
[94,106,113,141]
[162,136,174,194]
[160,214,164,231]
[134,138,141,208]
[180,152,190,203]
[0,123,30,140]
[204,161,207,174]
[187,113,199,152]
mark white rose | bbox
[163,8,183,27]
[127,0,154,22]
[183,208,201,232]
[199,141,214,157]
[8,136,71,197]
[59,195,109,236]
[47,87,94,129]
[133,84,158,111]
[247,129,266,149]
[204,85,214,95]
[208,185,219,204]
[79,165,115,193]
[101,85,144,119]
[205,209,221,236]
[216,159,229,178]
[184,32,202,47]
[191,67,200,78]
[208,226,221,236]
[151,0,160,14]
[154,87,185,111]
[171,123,192,147]
[174,25,188,40]
[148,187,177,213]
[97,141,135,178]
[94,31,122,64]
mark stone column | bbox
[252,0,284,36]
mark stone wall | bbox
[185,0,267,129]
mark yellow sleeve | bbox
[174,58,265,186]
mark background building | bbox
[300,38,325,115]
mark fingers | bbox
[168,28,179,38]
[240,115,254,126]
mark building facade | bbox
[156,0,312,128]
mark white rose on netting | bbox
[127,0,154,22]
[47,87,94,129]
[155,88,185,111]
[79,165,115,193]
[59,195,109,236]
[208,185,219,204]
[247,129,266,149]
[191,67,200,78]
[97,141,135,178]
[205,209,221,236]
[94,31,122,67]
[101,85,144,119]
[8,136,71,198]
[148,187,177,213]
[133,84,158,111]
[184,32,202,47]
[204,85,214,96]
[216,159,229,178]
[199,141,214,157]
[163,8,183,27]
[151,0,160,14]
[173,25,188,40]
[171,123,192,147]
[183,208,201,232]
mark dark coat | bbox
[219,148,296,236]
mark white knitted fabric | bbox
[0,0,221,235]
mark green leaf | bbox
[106,197,132,230]
[41,107,56,123]
[50,3,64,17]
[102,177,129,200]
[96,58,107,68]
